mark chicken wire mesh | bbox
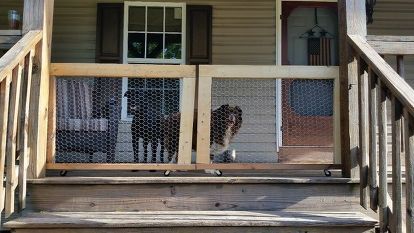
[54,77,181,164]
[210,78,334,164]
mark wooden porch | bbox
[0,0,413,232]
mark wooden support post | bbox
[46,75,56,163]
[358,58,369,209]
[196,74,212,164]
[391,96,403,233]
[396,55,405,79]
[177,77,196,165]
[338,0,367,178]
[368,67,378,212]
[23,0,54,179]
[403,110,414,233]
[0,74,11,222]
[5,62,24,217]
[378,80,389,233]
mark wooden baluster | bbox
[368,67,378,211]
[391,95,403,233]
[378,80,389,233]
[0,74,11,224]
[397,55,406,154]
[5,61,24,218]
[404,109,414,233]
[358,57,369,209]
[396,55,405,79]
[18,49,35,211]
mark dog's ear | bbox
[218,104,230,111]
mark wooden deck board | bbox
[4,211,377,229]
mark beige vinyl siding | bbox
[52,0,277,163]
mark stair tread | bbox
[5,211,377,228]
[28,176,358,185]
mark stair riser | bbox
[27,183,363,212]
[11,227,376,233]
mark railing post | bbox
[378,80,389,233]
[196,66,212,164]
[357,57,369,209]
[391,96,403,233]
[23,0,54,178]
[338,0,367,178]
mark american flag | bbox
[308,37,331,66]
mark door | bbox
[280,2,338,152]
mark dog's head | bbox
[214,104,243,134]
[124,90,139,112]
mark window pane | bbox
[165,34,181,59]
[147,33,163,58]
[128,33,145,58]
[147,7,164,32]
[129,7,145,31]
[165,7,182,32]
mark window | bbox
[122,2,186,120]
[124,2,186,64]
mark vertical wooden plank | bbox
[333,75,341,164]
[368,67,378,212]
[196,72,212,164]
[391,95,403,233]
[18,49,35,211]
[397,55,406,154]
[396,55,405,79]
[0,74,11,222]
[378,80,389,233]
[177,77,196,165]
[403,110,414,233]
[5,62,24,218]
[47,75,56,163]
[358,58,369,209]
[23,0,54,179]
[338,0,367,178]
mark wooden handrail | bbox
[348,34,414,233]
[348,35,414,117]
[50,63,196,78]
[0,30,42,83]
[0,30,43,222]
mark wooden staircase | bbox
[4,175,378,233]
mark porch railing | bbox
[348,34,414,233]
[47,63,340,171]
[0,30,43,221]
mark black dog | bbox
[124,90,164,163]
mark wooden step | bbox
[5,211,377,233]
[25,177,368,213]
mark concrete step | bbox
[5,211,378,233]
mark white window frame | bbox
[122,1,186,121]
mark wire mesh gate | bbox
[47,64,340,171]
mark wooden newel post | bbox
[338,0,367,178]
[23,0,54,179]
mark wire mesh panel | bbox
[54,77,182,164]
[210,78,334,164]
[210,79,278,163]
